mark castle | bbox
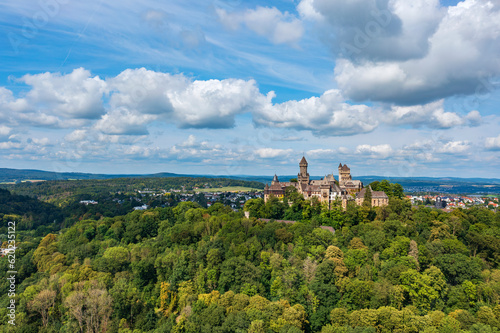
[263,157,388,208]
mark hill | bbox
[2,193,500,332]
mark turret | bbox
[338,162,352,185]
[298,156,310,184]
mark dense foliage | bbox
[1,183,500,332]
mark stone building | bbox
[355,186,389,207]
[338,163,363,194]
[264,157,383,209]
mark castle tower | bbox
[338,163,352,185]
[272,174,279,185]
[298,156,310,184]
[264,183,270,202]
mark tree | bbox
[363,187,372,208]
[409,240,420,270]
[29,289,56,327]
[399,268,445,311]
[325,246,348,279]
[65,284,113,333]
[249,319,266,333]
[434,253,483,285]
[85,288,113,333]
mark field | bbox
[194,186,262,193]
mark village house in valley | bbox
[264,157,388,208]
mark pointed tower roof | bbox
[299,156,308,166]
[338,163,342,168]
[273,174,279,182]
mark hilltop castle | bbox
[264,157,388,208]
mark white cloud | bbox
[0,87,28,122]
[0,125,12,140]
[169,136,226,162]
[254,89,379,136]
[122,145,159,158]
[65,130,88,143]
[2,68,266,135]
[94,107,154,135]
[254,148,292,158]
[299,0,444,61]
[180,135,198,147]
[399,138,472,165]
[0,66,486,144]
[169,78,264,128]
[485,134,500,151]
[332,0,500,104]
[20,68,106,120]
[99,68,265,134]
[465,110,482,127]
[385,100,470,129]
[28,137,51,146]
[0,141,22,150]
[217,6,304,46]
[306,148,336,158]
[355,144,393,158]
[436,141,471,154]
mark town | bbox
[81,187,264,211]
[407,194,499,210]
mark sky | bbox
[0,0,499,178]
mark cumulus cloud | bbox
[0,141,22,150]
[169,78,264,129]
[299,0,444,61]
[0,87,28,122]
[19,68,106,120]
[0,69,106,128]
[107,68,181,116]
[355,144,393,158]
[0,67,486,142]
[99,68,265,134]
[465,110,482,127]
[65,130,89,143]
[306,149,337,159]
[436,141,471,154]
[217,6,304,46]
[332,0,500,104]
[0,125,12,141]
[169,135,225,162]
[436,141,470,154]
[485,134,500,151]
[27,137,51,146]
[253,89,379,136]
[94,107,154,135]
[1,68,266,134]
[384,100,478,129]
[254,148,293,159]
[400,138,472,165]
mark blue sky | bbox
[0,0,499,178]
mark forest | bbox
[0,179,500,333]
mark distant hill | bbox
[1,168,499,194]
[0,168,270,183]
[0,168,181,182]
[0,188,64,230]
